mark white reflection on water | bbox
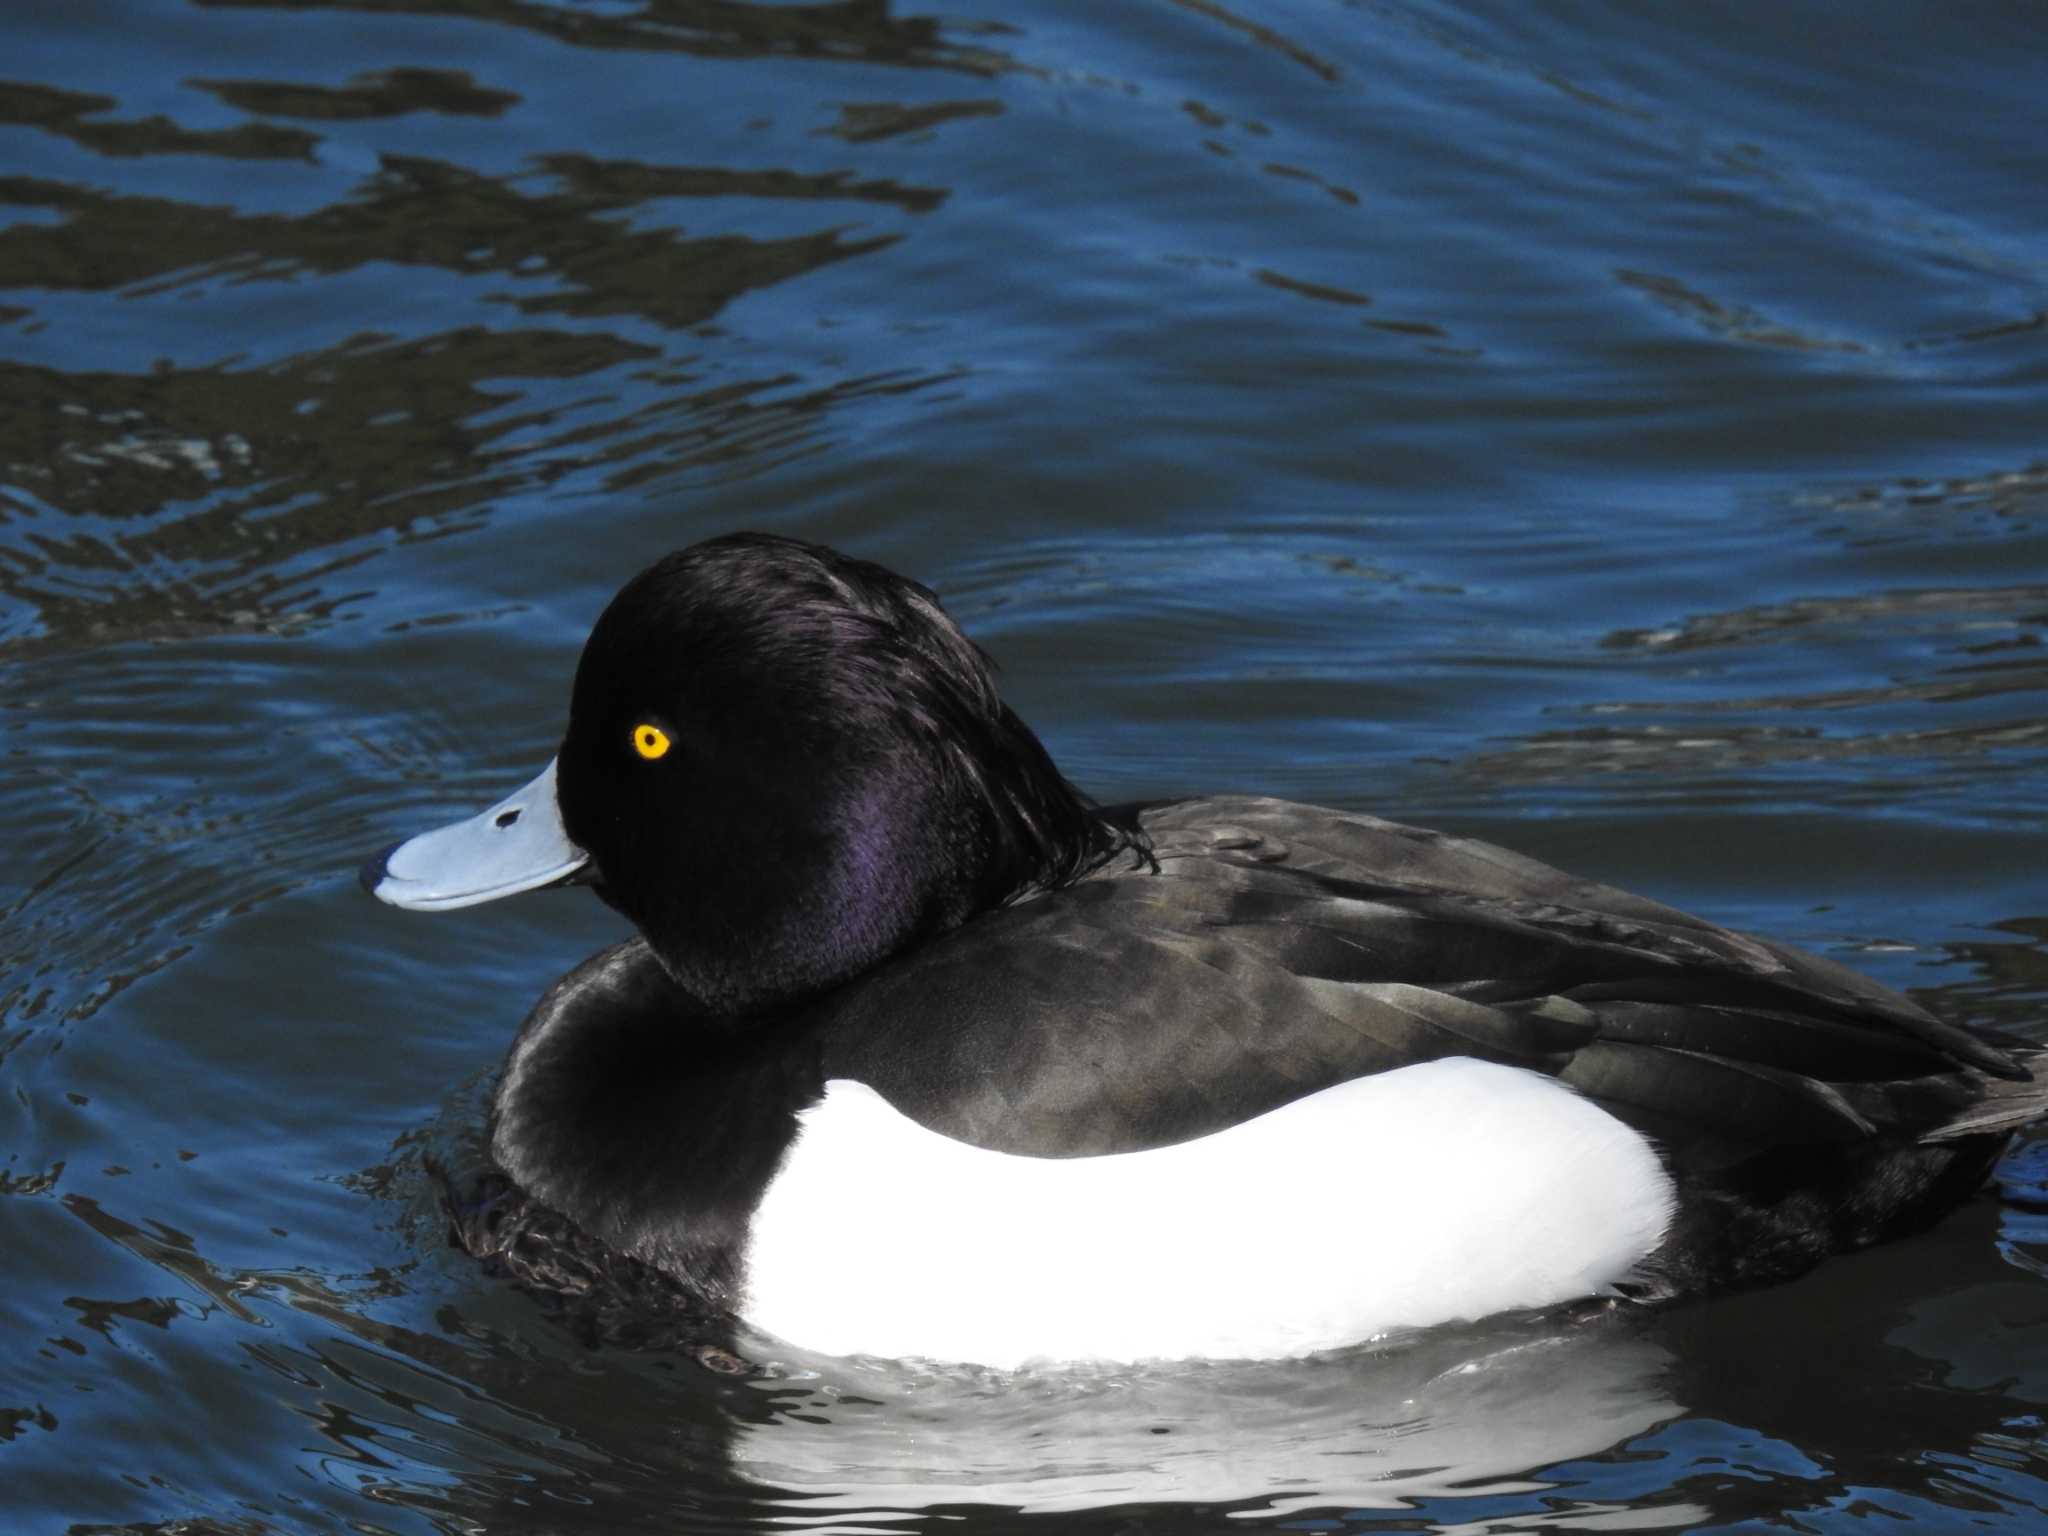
[733,1313,1700,1527]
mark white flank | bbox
[743,1058,1674,1368]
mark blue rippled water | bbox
[4,2,2047,1531]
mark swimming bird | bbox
[364,532,2047,1368]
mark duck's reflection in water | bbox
[733,1311,1689,1523]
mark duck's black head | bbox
[368,533,1128,1015]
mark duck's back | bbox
[818,795,2043,1297]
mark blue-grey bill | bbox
[365,757,589,910]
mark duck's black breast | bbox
[488,939,825,1308]
[818,795,2026,1167]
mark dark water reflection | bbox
[5,0,2048,1530]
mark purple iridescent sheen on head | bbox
[551,534,1134,1016]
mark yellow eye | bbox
[632,724,671,760]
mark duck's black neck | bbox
[488,938,822,1309]
[969,701,1145,906]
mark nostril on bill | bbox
[496,809,522,828]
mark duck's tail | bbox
[1921,1049,2048,1143]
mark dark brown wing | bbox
[818,796,2031,1162]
